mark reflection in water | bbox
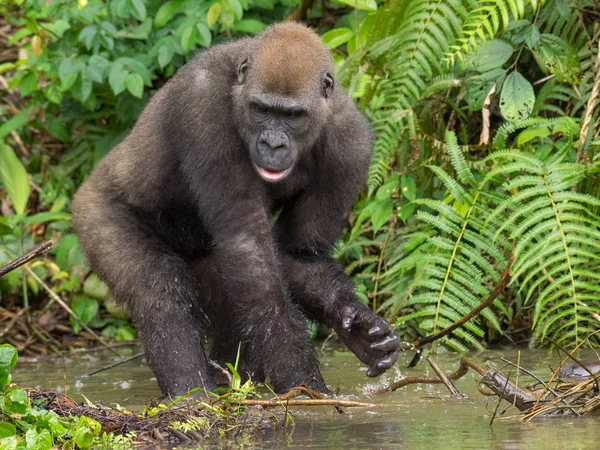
[12,346,600,449]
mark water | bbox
[12,346,600,449]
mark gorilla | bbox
[72,22,399,397]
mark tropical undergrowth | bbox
[332,0,600,350]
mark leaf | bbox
[207,2,222,28]
[371,199,393,233]
[24,211,71,226]
[534,34,581,84]
[231,19,266,35]
[155,0,183,28]
[499,71,535,122]
[41,19,70,38]
[196,23,212,47]
[130,0,147,21]
[25,429,52,450]
[157,43,174,68]
[125,73,144,98]
[180,23,197,52]
[0,142,31,214]
[58,58,85,83]
[0,423,16,439]
[0,344,18,389]
[375,176,399,201]
[83,274,109,300]
[401,175,417,201]
[86,55,109,83]
[70,296,99,333]
[322,28,354,49]
[333,0,377,12]
[0,107,31,139]
[465,39,513,72]
[108,62,128,95]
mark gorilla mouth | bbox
[256,166,291,182]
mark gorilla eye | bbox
[253,103,269,114]
[322,73,334,98]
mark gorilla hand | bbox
[334,306,400,377]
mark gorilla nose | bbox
[259,130,288,151]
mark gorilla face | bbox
[247,96,308,182]
[234,58,335,184]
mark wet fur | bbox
[72,23,387,397]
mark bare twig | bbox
[237,399,380,408]
[0,241,54,278]
[84,352,145,377]
[427,356,462,397]
[577,42,600,163]
[380,355,478,393]
[24,266,117,351]
[0,307,28,338]
[399,254,514,351]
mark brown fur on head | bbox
[252,22,335,97]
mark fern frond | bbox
[446,0,542,65]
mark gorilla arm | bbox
[275,102,400,377]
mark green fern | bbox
[381,131,508,351]
[446,0,543,65]
[485,119,600,347]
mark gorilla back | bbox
[72,22,399,398]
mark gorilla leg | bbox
[72,190,214,397]
[191,253,326,394]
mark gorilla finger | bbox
[370,334,400,352]
[367,320,392,337]
[341,306,356,330]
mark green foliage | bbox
[0,0,293,337]
[337,0,600,350]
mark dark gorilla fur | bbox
[72,23,400,397]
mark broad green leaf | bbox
[180,24,197,52]
[70,296,99,333]
[196,23,212,47]
[524,24,540,48]
[534,34,581,84]
[465,39,513,72]
[0,344,18,389]
[375,175,399,201]
[25,429,52,450]
[24,211,70,226]
[555,0,571,19]
[5,386,29,415]
[220,0,235,28]
[58,59,85,83]
[517,125,551,145]
[0,423,16,439]
[108,62,128,95]
[231,19,266,35]
[333,0,377,12]
[72,73,92,102]
[0,143,31,214]
[499,71,535,122]
[70,416,101,449]
[227,0,243,20]
[466,68,506,111]
[401,175,417,201]
[0,107,31,139]
[371,199,393,233]
[130,0,147,21]
[86,55,110,83]
[45,84,63,104]
[84,273,109,300]
[125,73,144,98]
[155,0,183,28]
[322,28,354,49]
[41,19,70,38]
[207,3,222,27]
[157,44,174,68]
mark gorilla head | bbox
[233,24,336,183]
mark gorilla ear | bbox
[322,73,334,98]
[238,58,250,84]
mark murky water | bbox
[12,345,600,449]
